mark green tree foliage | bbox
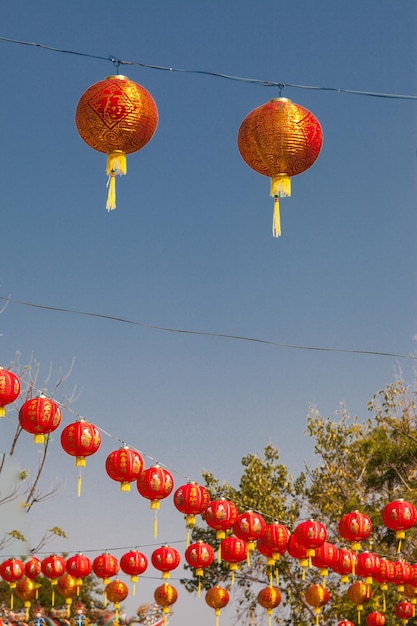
[182,378,417,625]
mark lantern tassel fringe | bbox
[106,152,127,211]
[272,196,281,238]
[270,175,291,198]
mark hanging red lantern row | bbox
[173,482,210,545]
[60,419,102,496]
[220,535,247,584]
[185,541,215,596]
[0,368,20,417]
[137,465,174,537]
[237,97,323,237]
[151,545,181,580]
[294,519,327,566]
[154,583,177,625]
[105,580,129,624]
[338,511,372,551]
[120,549,148,595]
[41,554,66,606]
[305,584,330,626]
[75,74,158,211]
[205,586,229,626]
[19,395,62,444]
[233,510,266,564]
[66,553,92,594]
[355,551,381,585]
[381,499,417,552]
[0,558,24,608]
[93,552,120,586]
[105,445,144,492]
[257,586,282,626]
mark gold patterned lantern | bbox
[15,577,37,620]
[105,580,129,623]
[205,586,230,626]
[257,586,282,626]
[238,98,323,236]
[154,583,177,626]
[76,75,158,210]
[57,574,78,616]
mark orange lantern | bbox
[338,511,372,551]
[257,586,282,626]
[0,558,24,608]
[0,368,20,416]
[185,541,215,596]
[75,75,158,211]
[366,612,386,626]
[93,552,120,585]
[305,584,330,625]
[173,482,210,544]
[105,446,144,492]
[105,580,128,623]
[57,574,78,616]
[120,549,148,595]
[151,545,180,580]
[137,465,174,537]
[66,553,92,593]
[154,583,177,625]
[396,601,414,624]
[60,419,102,496]
[382,500,417,552]
[205,586,229,626]
[41,555,66,606]
[347,581,372,623]
[19,396,62,444]
[15,577,37,620]
[237,97,323,236]
[233,510,266,564]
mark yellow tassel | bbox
[153,511,158,538]
[272,196,281,238]
[270,174,291,198]
[10,590,13,610]
[198,578,201,598]
[215,609,220,626]
[77,471,82,498]
[105,151,126,211]
[132,582,136,597]
[52,588,55,607]
[106,173,116,211]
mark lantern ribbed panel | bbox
[105,580,129,603]
[205,586,230,610]
[257,586,282,610]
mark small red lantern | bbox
[396,601,414,624]
[338,511,372,551]
[233,510,266,563]
[57,574,78,616]
[0,558,24,608]
[382,500,417,551]
[355,551,381,584]
[237,97,323,237]
[151,545,181,580]
[205,586,229,626]
[288,534,309,578]
[105,580,128,624]
[305,584,330,626]
[76,75,158,211]
[332,548,356,582]
[0,368,20,416]
[61,419,102,496]
[66,553,92,592]
[24,557,42,580]
[204,499,239,540]
[19,396,62,444]
[93,553,120,585]
[185,541,215,596]
[220,536,247,584]
[294,519,327,564]
[366,612,386,626]
[41,555,66,606]
[257,586,282,626]
[137,465,174,537]
[311,542,339,583]
[338,621,355,626]
[394,560,414,592]
[120,550,148,595]
[105,446,144,492]
[258,522,290,573]
[173,482,210,544]
[154,583,177,620]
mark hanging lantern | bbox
[41,555,66,606]
[373,557,395,612]
[305,584,330,626]
[185,541,215,596]
[120,550,148,595]
[154,583,177,625]
[338,511,372,551]
[137,465,174,537]
[404,584,417,604]
[57,574,78,617]
[220,536,247,584]
[366,612,386,626]
[60,419,102,496]
[151,545,181,580]
[0,558,25,609]
[75,75,158,211]
[396,601,414,624]
[287,534,309,579]
[205,586,229,626]
[311,542,339,584]
[333,548,356,582]
[105,580,128,624]
[381,500,417,552]
[257,586,282,626]
[173,482,210,545]
[338,621,355,626]
[355,551,381,585]
[66,553,92,594]
[105,446,144,492]
[394,560,414,592]
[15,577,37,621]
[25,556,42,580]
[19,396,62,444]
[258,522,290,580]
[347,581,372,624]
[93,553,120,585]
[294,519,327,565]
[237,97,323,237]
[0,368,20,416]
[233,510,266,564]
[205,499,239,543]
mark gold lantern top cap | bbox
[269,97,292,103]
[105,75,129,81]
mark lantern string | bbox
[0,36,417,101]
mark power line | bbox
[1,295,415,362]
[1,35,416,101]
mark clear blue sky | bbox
[1,1,416,624]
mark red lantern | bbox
[41,555,66,606]
[332,548,356,582]
[185,541,215,596]
[396,601,414,624]
[355,551,381,584]
[205,586,229,626]
[24,557,41,580]
[233,510,266,563]
[61,419,101,496]
[0,368,20,416]
[220,536,247,583]
[382,500,417,550]
[374,557,396,588]
[366,612,386,626]
[259,522,290,568]
[237,97,323,236]
[338,511,372,550]
[204,499,239,540]
[120,550,148,595]
[338,621,355,626]
[394,560,414,592]
[19,396,62,444]
[76,75,158,211]
[151,545,181,580]
[154,583,177,617]
[294,519,327,562]
[105,580,128,623]
[66,553,92,591]
[0,558,24,609]
[105,446,144,492]
[288,534,309,577]
[305,584,330,625]
[93,553,120,584]
[311,542,339,581]
[173,482,210,543]
[137,465,174,537]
